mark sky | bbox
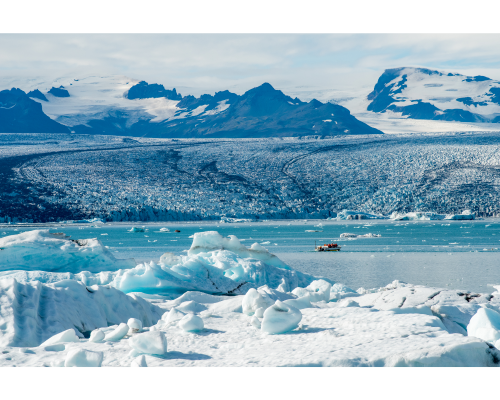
[2,34,500,99]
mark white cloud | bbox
[1,34,500,99]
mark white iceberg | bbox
[73,231,320,296]
[0,277,163,347]
[261,300,302,334]
[467,307,500,343]
[127,318,143,332]
[0,230,135,273]
[336,210,386,220]
[65,348,103,367]
[242,288,271,316]
[340,233,381,239]
[89,329,105,343]
[163,307,186,324]
[178,314,204,332]
[40,329,79,347]
[105,323,130,341]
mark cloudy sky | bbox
[2,34,500,99]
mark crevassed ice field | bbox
[1,131,500,223]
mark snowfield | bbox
[1,131,500,223]
[0,229,500,367]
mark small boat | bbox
[314,241,341,252]
[174,229,181,233]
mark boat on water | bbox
[315,242,341,252]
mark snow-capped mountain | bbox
[0,75,382,137]
[367,67,500,123]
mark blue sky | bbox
[1,34,500,96]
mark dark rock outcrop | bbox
[48,86,70,98]
[27,89,48,102]
[126,81,182,100]
[0,88,69,133]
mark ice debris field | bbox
[1,229,500,367]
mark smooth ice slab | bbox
[65,348,103,367]
[40,329,79,347]
[128,331,167,355]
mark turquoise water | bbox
[1,220,499,293]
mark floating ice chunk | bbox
[467,307,500,343]
[89,329,105,343]
[261,301,302,334]
[65,348,103,367]
[0,230,135,273]
[242,288,270,316]
[163,307,186,324]
[128,331,167,355]
[40,329,79,347]
[178,314,204,332]
[128,318,143,332]
[251,315,261,329]
[159,228,170,232]
[176,300,207,314]
[131,355,148,367]
[105,323,129,341]
[254,307,265,318]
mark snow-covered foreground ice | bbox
[1,229,500,367]
[1,284,500,367]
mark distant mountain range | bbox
[0,77,382,137]
[2,67,500,137]
[367,67,500,123]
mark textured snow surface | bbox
[1,288,499,367]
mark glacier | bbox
[2,132,500,224]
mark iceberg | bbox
[178,314,204,332]
[0,230,135,273]
[336,210,386,220]
[65,348,103,367]
[128,331,167,355]
[340,232,381,239]
[77,231,320,296]
[261,301,302,334]
[0,277,163,347]
[467,308,500,343]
